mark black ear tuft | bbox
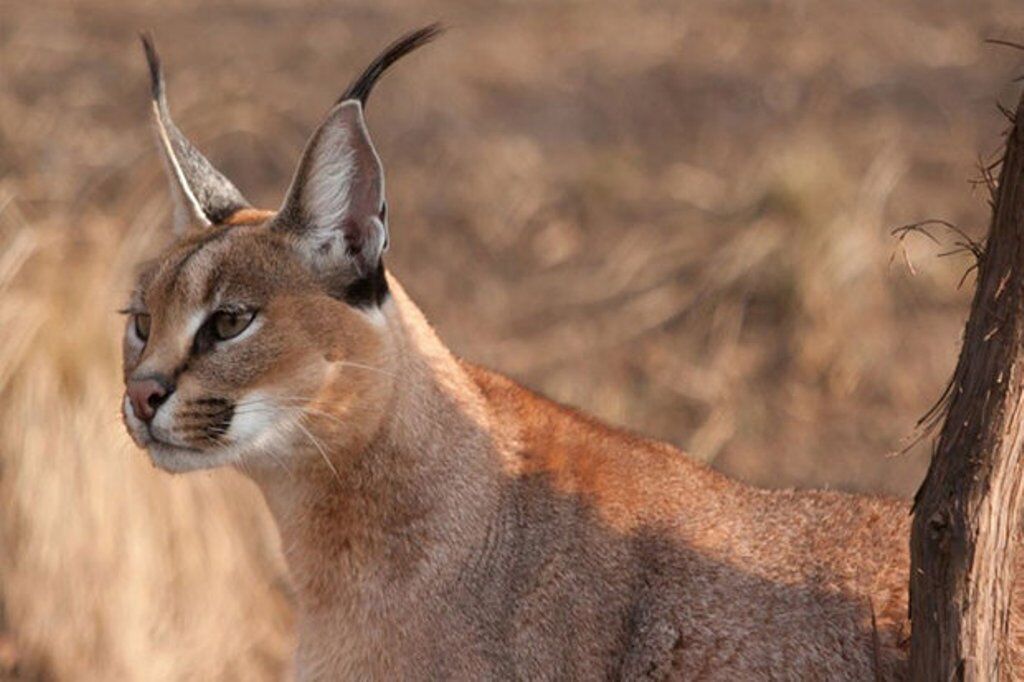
[271,25,443,307]
[337,23,444,108]
[139,32,165,104]
[140,33,251,231]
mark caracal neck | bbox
[246,273,506,609]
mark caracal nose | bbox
[127,376,173,422]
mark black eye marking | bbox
[133,313,151,341]
[192,325,216,356]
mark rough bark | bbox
[909,91,1024,680]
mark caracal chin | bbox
[120,25,1024,680]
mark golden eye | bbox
[211,309,256,341]
[133,313,151,341]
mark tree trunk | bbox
[910,91,1024,680]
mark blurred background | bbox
[2,0,1023,679]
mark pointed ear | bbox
[140,34,251,233]
[271,100,387,283]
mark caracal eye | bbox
[134,313,151,341]
[211,309,256,341]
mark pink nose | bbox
[127,377,173,422]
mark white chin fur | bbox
[146,442,240,473]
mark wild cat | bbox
[119,25,1023,680]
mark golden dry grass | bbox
[2,0,1024,678]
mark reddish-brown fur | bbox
[224,208,277,226]
[118,239,904,679]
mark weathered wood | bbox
[910,91,1024,680]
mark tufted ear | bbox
[270,25,441,306]
[140,34,251,233]
[272,100,387,288]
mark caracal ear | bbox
[271,100,387,284]
[140,33,251,233]
[270,25,442,305]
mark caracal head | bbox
[121,27,440,473]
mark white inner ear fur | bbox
[303,136,355,237]
[283,100,387,277]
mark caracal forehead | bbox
[135,224,314,316]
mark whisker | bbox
[234,443,257,480]
[332,360,397,379]
[260,444,296,480]
[233,402,348,428]
[293,417,343,490]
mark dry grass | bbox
[2,0,1024,678]
[0,161,294,680]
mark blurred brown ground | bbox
[2,0,1023,679]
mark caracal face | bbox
[119,29,436,473]
[120,225,390,474]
